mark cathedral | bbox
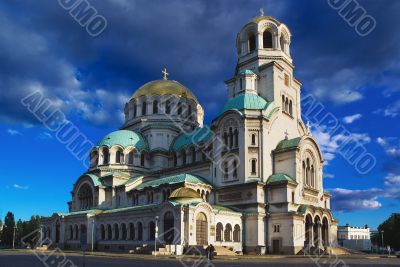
[41,12,338,255]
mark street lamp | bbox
[154,216,159,256]
[12,225,17,249]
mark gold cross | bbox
[259,8,264,16]
[162,67,169,80]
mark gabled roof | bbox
[275,137,301,152]
[134,173,211,191]
[266,173,297,185]
[220,93,270,115]
[96,130,148,150]
[171,127,213,151]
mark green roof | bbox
[297,204,308,214]
[80,173,103,187]
[134,173,211,191]
[56,209,102,217]
[220,93,270,115]
[239,69,255,75]
[275,137,301,152]
[172,127,213,151]
[266,173,297,185]
[102,204,158,214]
[101,172,130,179]
[96,130,148,150]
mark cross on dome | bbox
[162,67,169,80]
[259,7,264,16]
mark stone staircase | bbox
[214,246,241,256]
[130,244,164,255]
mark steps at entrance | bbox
[214,246,241,256]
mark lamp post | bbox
[154,216,159,256]
[12,225,17,249]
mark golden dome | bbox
[131,80,199,103]
[169,187,202,200]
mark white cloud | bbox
[324,173,335,179]
[384,174,400,199]
[38,132,53,140]
[7,129,22,136]
[343,114,362,124]
[329,188,383,212]
[376,137,400,159]
[13,184,29,190]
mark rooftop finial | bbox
[259,7,264,16]
[162,67,169,80]
[306,121,311,134]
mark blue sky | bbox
[0,0,399,229]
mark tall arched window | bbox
[229,127,233,148]
[311,165,315,188]
[248,33,256,52]
[177,102,182,115]
[282,95,285,112]
[224,224,232,242]
[107,224,112,240]
[129,223,135,240]
[153,100,158,114]
[251,134,256,145]
[289,100,293,116]
[103,147,109,164]
[121,223,127,240]
[223,132,228,147]
[133,103,137,117]
[306,158,310,186]
[233,225,241,242]
[285,98,289,113]
[137,222,143,240]
[115,150,123,164]
[233,160,238,179]
[251,159,257,175]
[78,184,93,210]
[113,223,119,240]
[224,161,228,180]
[140,152,145,167]
[69,225,74,240]
[165,100,171,114]
[128,151,134,165]
[100,225,105,240]
[234,129,239,147]
[263,30,273,48]
[142,101,147,115]
[216,223,223,242]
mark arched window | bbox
[181,149,186,165]
[142,101,147,115]
[191,147,196,163]
[216,223,223,242]
[302,161,306,185]
[234,129,239,147]
[289,100,293,116]
[233,160,238,179]
[229,127,233,148]
[69,225,73,240]
[177,102,182,115]
[224,224,232,242]
[153,100,158,114]
[128,151,134,165]
[263,30,273,48]
[233,225,241,242]
[103,147,109,164]
[306,158,310,186]
[113,223,119,240]
[251,134,256,145]
[285,98,289,113]
[74,225,79,240]
[137,222,143,240]
[121,223,127,240]
[251,159,257,175]
[165,100,171,114]
[115,150,123,164]
[149,221,155,241]
[224,161,228,180]
[140,152,145,167]
[90,150,98,168]
[311,165,315,188]
[100,225,105,240]
[248,33,256,52]
[107,224,112,240]
[129,223,135,240]
[223,132,228,147]
[78,184,93,210]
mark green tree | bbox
[371,213,400,250]
[1,212,16,247]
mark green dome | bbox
[96,130,148,150]
[220,93,270,115]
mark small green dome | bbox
[96,130,148,150]
[220,93,270,115]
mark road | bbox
[0,250,399,267]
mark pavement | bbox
[0,249,399,267]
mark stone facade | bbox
[41,13,338,255]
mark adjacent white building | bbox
[338,225,371,251]
[41,12,338,255]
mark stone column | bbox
[317,222,322,248]
[309,223,314,247]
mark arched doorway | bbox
[305,214,313,247]
[163,211,175,244]
[322,217,329,247]
[196,212,208,245]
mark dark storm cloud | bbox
[0,0,399,127]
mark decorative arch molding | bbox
[259,22,279,35]
[299,136,324,163]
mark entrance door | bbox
[272,239,280,254]
[196,213,208,245]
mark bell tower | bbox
[225,10,302,121]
